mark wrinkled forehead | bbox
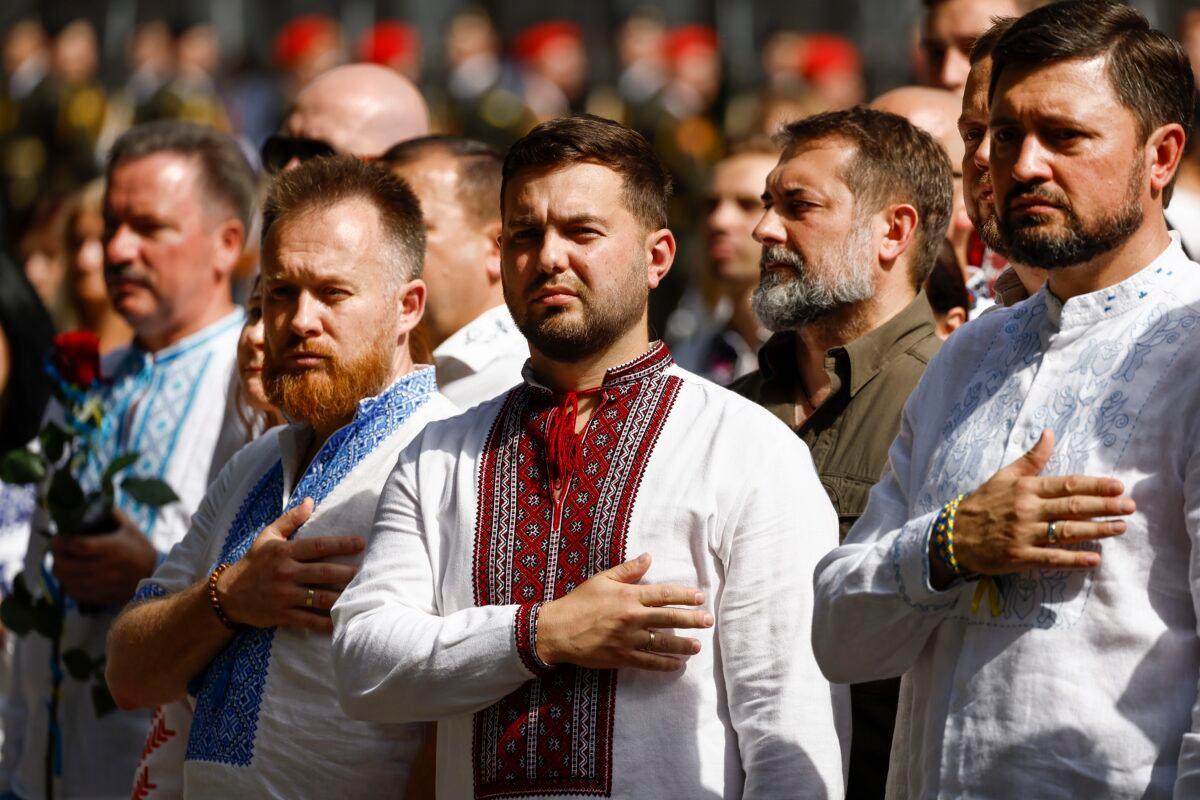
[961,59,992,121]
[990,56,1122,127]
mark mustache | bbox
[1003,182,1069,211]
[760,245,805,271]
[104,264,152,285]
[266,339,338,365]
[524,274,585,297]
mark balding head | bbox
[284,63,430,158]
[871,86,965,166]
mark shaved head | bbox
[285,63,430,158]
[870,86,965,166]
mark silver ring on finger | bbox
[642,629,656,652]
[1046,520,1059,545]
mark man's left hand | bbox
[51,509,158,606]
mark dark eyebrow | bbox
[559,214,605,227]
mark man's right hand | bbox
[217,498,364,633]
[931,429,1135,588]
[534,553,713,672]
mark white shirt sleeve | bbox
[812,374,976,686]
[718,432,848,798]
[331,442,537,724]
[1173,443,1200,797]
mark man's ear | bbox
[878,204,918,269]
[213,218,246,280]
[645,227,676,290]
[1147,122,1186,200]
[483,219,502,283]
[397,278,427,336]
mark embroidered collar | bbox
[520,341,675,394]
[1039,236,1188,329]
[110,308,246,380]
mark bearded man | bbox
[331,114,848,798]
[814,2,1200,796]
[106,156,454,798]
[730,107,951,800]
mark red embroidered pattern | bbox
[472,343,680,798]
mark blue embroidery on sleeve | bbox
[185,369,436,767]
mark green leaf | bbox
[101,452,140,496]
[91,682,117,718]
[0,450,46,485]
[62,648,92,681]
[31,597,61,639]
[120,477,179,508]
[0,593,33,636]
[38,423,70,464]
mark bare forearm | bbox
[106,582,234,709]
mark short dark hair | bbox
[107,120,256,232]
[970,16,1018,65]
[776,107,953,288]
[262,155,425,284]
[380,135,503,226]
[501,114,672,230]
[989,0,1195,204]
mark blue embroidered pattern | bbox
[130,582,168,604]
[898,289,1200,629]
[185,368,437,767]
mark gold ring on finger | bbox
[306,588,315,608]
[645,629,656,652]
[1046,520,1059,545]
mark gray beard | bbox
[752,232,876,332]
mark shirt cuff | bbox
[130,580,168,606]
[892,509,969,611]
[514,601,553,677]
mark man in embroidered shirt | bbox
[729,107,949,800]
[0,121,255,800]
[331,114,848,799]
[813,2,1200,796]
[106,156,453,798]
[381,135,528,408]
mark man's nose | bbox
[753,207,786,247]
[104,223,138,267]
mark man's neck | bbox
[136,293,236,354]
[793,289,915,417]
[1046,220,1172,302]
[529,324,652,432]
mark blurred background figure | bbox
[440,7,525,147]
[797,34,865,110]
[667,137,776,384]
[614,9,667,111]
[16,195,68,324]
[62,178,131,353]
[514,21,588,122]
[357,20,421,83]
[272,13,344,97]
[924,240,970,339]
[136,23,228,130]
[920,0,1026,93]
[234,277,283,439]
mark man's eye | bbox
[961,128,984,144]
[992,128,1017,144]
[1052,129,1083,143]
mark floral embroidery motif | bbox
[472,343,680,798]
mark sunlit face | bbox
[989,56,1147,269]
[261,199,417,428]
[704,153,777,285]
[237,280,272,414]
[500,163,665,362]
[959,54,1004,253]
[103,153,234,343]
[922,0,1021,93]
[752,140,879,330]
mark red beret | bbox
[797,34,861,81]
[357,21,420,65]
[274,15,338,70]
[514,21,582,63]
[664,24,719,65]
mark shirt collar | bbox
[432,304,527,373]
[1040,234,1188,329]
[758,293,936,398]
[520,340,675,393]
[130,308,246,368]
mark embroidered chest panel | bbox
[185,373,434,767]
[471,360,681,798]
[899,291,1200,630]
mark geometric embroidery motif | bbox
[185,368,437,766]
[471,343,680,798]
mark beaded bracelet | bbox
[207,563,238,630]
[932,494,971,577]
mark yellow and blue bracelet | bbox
[933,493,969,576]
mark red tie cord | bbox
[545,386,605,487]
